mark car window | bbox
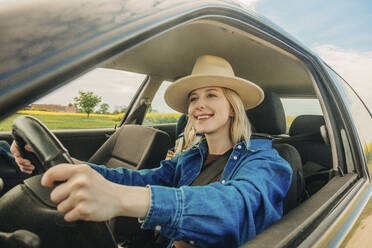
[0,68,146,131]
[325,66,372,173]
[281,98,323,130]
[144,81,181,125]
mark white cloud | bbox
[313,44,372,111]
[235,0,262,10]
[35,68,146,111]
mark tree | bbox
[73,91,102,117]
[113,105,128,114]
[97,103,110,114]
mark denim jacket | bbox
[90,139,292,248]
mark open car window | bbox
[144,81,181,125]
[0,68,146,131]
[281,98,323,130]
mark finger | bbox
[56,194,75,214]
[21,165,35,173]
[19,164,35,174]
[16,157,32,166]
[50,179,75,204]
[20,167,33,174]
[41,164,75,188]
[15,157,34,171]
[64,206,89,222]
[24,144,34,152]
[21,163,34,170]
[10,141,20,156]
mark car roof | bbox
[0,0,321,120]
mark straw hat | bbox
[164,55,264,113]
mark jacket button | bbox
[238,145,242,149]
[221,180,226,184]
[233,156,238,160]
[155,225,162,231]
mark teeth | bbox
[197,115,210,120]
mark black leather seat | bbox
[288,115,333,195]
[288,115,332,172]
[89,124,170,170]
[175,91,304,214]
[246,91,287,136]
[246,91,304,214]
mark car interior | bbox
[0,15,358,247]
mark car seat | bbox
[89,124,171,170]
[246,91,305,214]
[287,115,333,195]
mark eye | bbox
[189,96,198,102]
[207,93,217,98]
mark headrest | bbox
[176,114,188,138]
[89,125,170,170]
[246,91,286,135]
[289,115,325,136]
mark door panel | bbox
[53,129,115,161]
[0,129,114,162]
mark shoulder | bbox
[239,139,277,159]
[237,139,292,174]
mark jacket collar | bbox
[195,138,272,154]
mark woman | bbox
[11,55,292,248]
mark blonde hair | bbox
[184,87,252,148]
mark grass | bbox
[286,116,296,130]
[0,112,298,132]
[0,114,120,131]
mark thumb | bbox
[25,144,34,153]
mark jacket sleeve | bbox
[88,155,180,187]
[140,151,292,248]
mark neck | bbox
[205,132,233,155]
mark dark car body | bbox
[0,0,371,247]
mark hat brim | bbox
[164,75,264,113]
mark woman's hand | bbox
[41,163,150,222]
[10,141,35,174]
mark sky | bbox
[252,0,372,111]
[36,0,372,115]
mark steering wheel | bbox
[12,115,75,173]
[0,115,117,248]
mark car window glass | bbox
[144,81,181,125]
[0,68,146,131]
[281,98,322,130]
[325,66,372,172]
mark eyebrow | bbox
[188,88,219,98]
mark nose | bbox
[188,98,206,115]
[194,98,206,110]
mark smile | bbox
[195,114,213,120]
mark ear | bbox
[229,107,235,118]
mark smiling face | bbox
[188,87,234,137]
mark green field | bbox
[0,114,121,131]
[0,114,297,132]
